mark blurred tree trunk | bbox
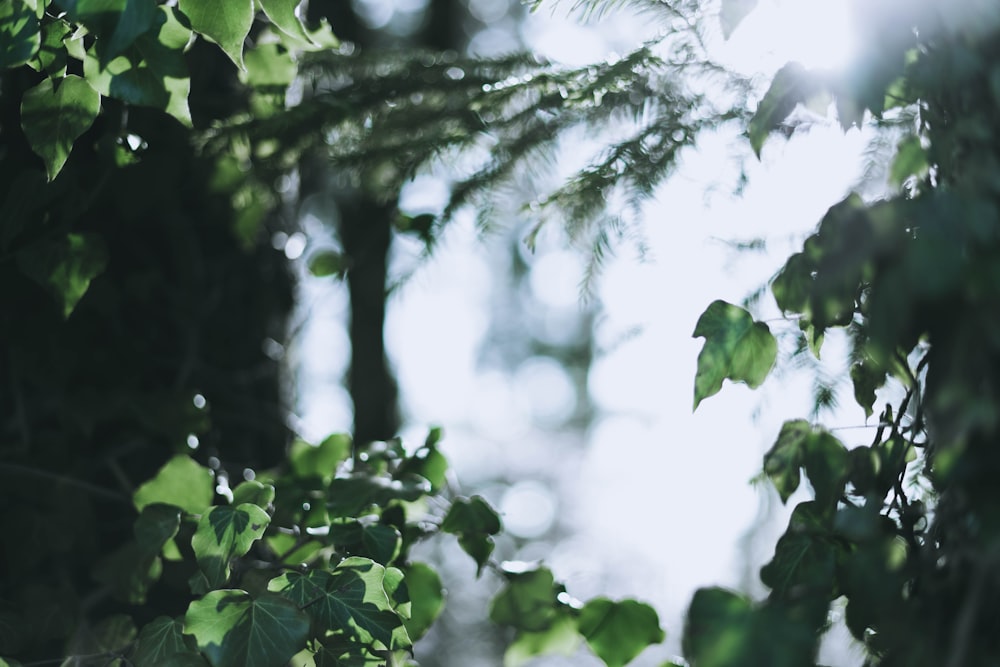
[304,0,463,444]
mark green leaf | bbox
[134,503,182,558]
[764,421,848,508]
[850,358,886,419]
[102,0,160,65]
[441,495,502,575]
[308,249,347,278]
[0,0,40,69]
[268,557,409,649]
[760,502,838,598]
[361,524,402,564]
[802,430,849,509]
[889,134,928,188]
[30,19,71,77]
[258,0,314,44]
[192,503,270,588]
[231,480,276,508]
[83,6,192,126]
[290,433,352,481]
[243,41,296,88]
[134,616,203,665]
[720,0,757,39]
[92,541,163,604]
[490,567,562,633]
[16,232,108,318]
[327,475,431,517]
[178,0,253,69]
[20,75,100,181]
[748,62,815,157]
[396,441,449,493]
[400,563,443,642]
[692,300,777,409]
[133,454,214,514]
[184,590,310,667]
[763,420,809,503]
[681,587,753,667]
[505,615,580,667]
[578,598,665,667]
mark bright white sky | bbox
[298,1,870,664]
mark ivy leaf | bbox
[268,557,408,649]
[803,430,849,509]
[763,420,809,503]
[764,421,848,508]
[92,541,162,604]
[231,480,276,508]
[692,300,777,409]
[20,75,100,181]
[760,502,838,599]
[748,62,816,157]
[490,567,562,633]
[16,232,108,318]
[400,563,444,642]
[134,503,181,558]
[184,590,310,667]
[577,598,665,667]
[441,495,502,575]
[178,0,253,70]
[289,433,352,482]
[681,587,753,666]
[720,0,757,39]
[133,616,204,665]
[133,454,214,514]
[192,504,270,588]
[504,615,580,667]
[0,0,39,69]
[258,0,314,45]
[361,524,402,565]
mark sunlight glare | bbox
[719,0,856,73]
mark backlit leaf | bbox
[290,433,352,481]
[442,495,502,575]
[259,0,313,45]
[505,615,580,667]
[577,598,665,667]
[400,563,443,641]
[191,503,270,588]
[763,420,809,503]
[748,62,815,157]
[133,454,214,514]
[231,480,276,508]
[692,300,777,409]
[178,0,253,69]
[490,567,561,633]
[184,590,309,667]
[20,75,100,181]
